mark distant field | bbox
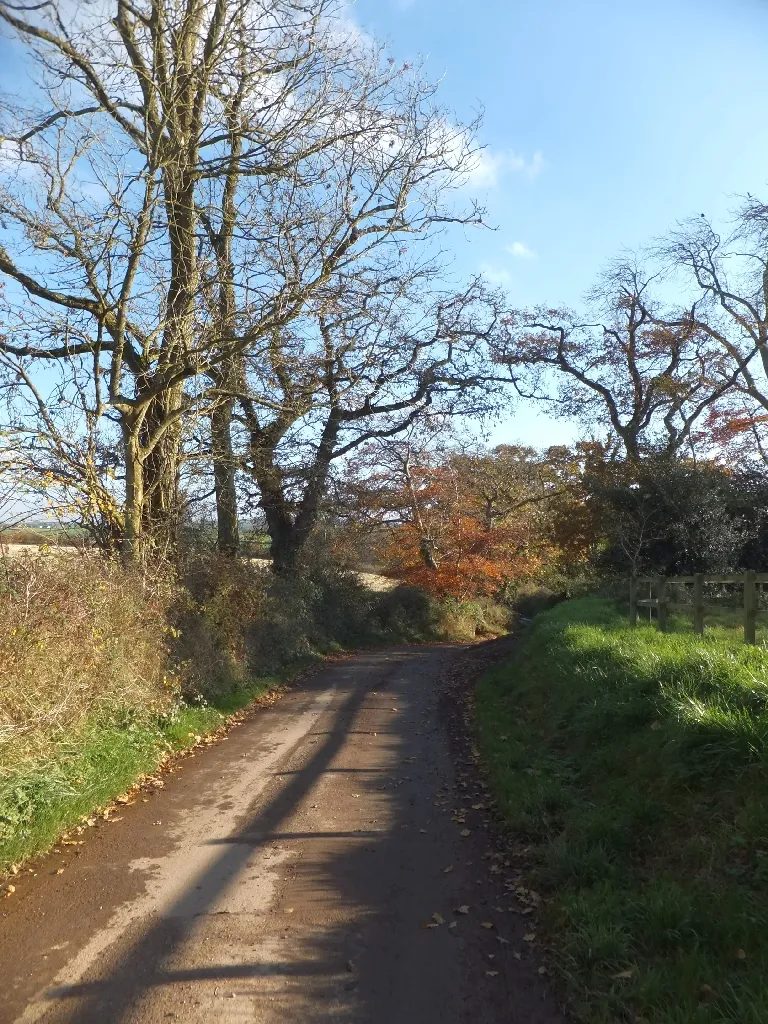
[0,543,82,558]
[246,558,396,591]
[0,545,397,592]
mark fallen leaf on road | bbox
[537,966,547,975]
[460,829,470,837]
[481,922,494,930]
[523,933,536,942]
[420,829,428,834]
[513,952,521,960]
[55,869,64,875]
[496,936,509,945]
[457,905,470,914]
[443,865,453,873]
[448,921,457,930]
[432,913,445,925]
[485,971,499,978]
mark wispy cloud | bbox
[506,241,536,260]
[466,148,545,188]
[333,6,376,50]
[479,262,513,287]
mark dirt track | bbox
[0,643,565,1024]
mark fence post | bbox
[693,573,704,635]
[629,576,638,627]
[744,570,757,645]
[657,577,668,633]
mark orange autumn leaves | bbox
[386,513,548,599]
[379,454,561,600]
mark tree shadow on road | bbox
[32,645,564,1024]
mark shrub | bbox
[0,544,513,872]
[0,552,177,780]
[371,585,512,642]
[371,584,443,640]
[174,553,268,698]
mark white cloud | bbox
[506,241,536,260]
[331,7,376,51]
[465,148,545,188]
[479,263,513,287]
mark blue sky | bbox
[2,1,767,451]
[350,0,768,446]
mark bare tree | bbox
[0,349,125,547]
[658,200,768,460]
[0,1,482,558]
[495,264,727,459]
[231,278,506,571]
[193,32,487,559]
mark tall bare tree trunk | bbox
[249,413,340,572]
[123,427,144,564]
[211,395,240,556]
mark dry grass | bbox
[0,547,511,873]
[0,553,178,778]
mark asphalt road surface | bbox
[0,644,566,1024]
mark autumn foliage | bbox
[385,474,550,599]
[347,441,591,600]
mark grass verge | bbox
[0,670,293,875]
[0,548,511,880]
[475,596,768,1024]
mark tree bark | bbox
[247,413,341,573]
[211,396,240,556]
[138,385,183,554]
[122,428,144,564]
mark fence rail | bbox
[629,572,763,645]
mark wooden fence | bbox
[629,572,768,645]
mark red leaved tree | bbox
[341,433,566,599]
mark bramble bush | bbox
[0,546,510,871]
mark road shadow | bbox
[30,644,564,1024]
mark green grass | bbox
[475,597,768,1024]
[0,675,281,873]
